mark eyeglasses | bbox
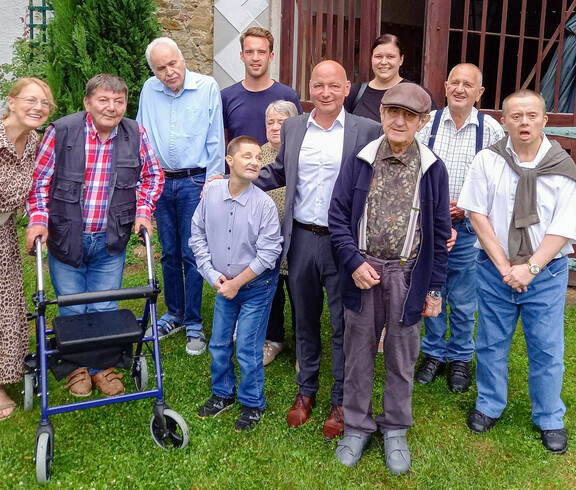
[15,96,54,110]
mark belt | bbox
[294,220,329,236]
[163,167,206,179]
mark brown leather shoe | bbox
[64,367,92,397]
[286,393,315,428]
[323,405,344,440]
[91,367,125,397]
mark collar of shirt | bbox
[150,68,199,97]
[86,113,118,142]
[306,107,346,130]
[442,106,479,131]
[505,133,551,168]
[379,137,419,166]
[222,181,254,206]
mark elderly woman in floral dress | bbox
[0,77,54,420]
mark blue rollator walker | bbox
[23,227,189,483]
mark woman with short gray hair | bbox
[261,100,298,366]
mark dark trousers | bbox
[265,274,293,343]
[343,255,420,434]
[287,225,344,406]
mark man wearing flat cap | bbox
[328,83,451,473]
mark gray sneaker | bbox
[383,429,411,475]
[186,331,207,355]
[336,434,371,467]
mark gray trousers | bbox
[287,224,345,405]
[343,255,420,434]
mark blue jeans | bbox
[49,232,126,316]
[474,250,567,430]
[155,174,204,335]
[209,268,279,410]
[422,218,477,362]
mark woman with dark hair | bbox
[344,33,437,121]
[0,77,54,420]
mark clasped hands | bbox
[501,263,534,293]
[214,275,240,299]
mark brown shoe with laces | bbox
[323,405,344,440]
[286,393,315,428]
[91,367,125,397]
[64,367,92,397]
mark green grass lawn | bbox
[1,221,576,488]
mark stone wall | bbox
[154,0,215,75]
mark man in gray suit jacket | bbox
[255,60,382,439]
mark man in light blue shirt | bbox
[137,37,225,355]
[190,136,282,431]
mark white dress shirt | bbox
[293,108,345,227]
[458,134,576,258]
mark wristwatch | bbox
[427,290,442,299]
[526,261,541,275]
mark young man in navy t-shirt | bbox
[221,27,303,146]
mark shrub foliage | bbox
[45,0,160,118]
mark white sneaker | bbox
[186,332,207,355]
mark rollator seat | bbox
[52,309,143,354]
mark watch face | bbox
[528,263,541,274]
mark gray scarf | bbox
[489,136,576,264]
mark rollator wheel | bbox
[133,356,148,391]
[35,432,52,483]
[150,409,189,450]
[23,372,35,411]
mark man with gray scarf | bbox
[458,89,576,454]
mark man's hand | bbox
[217,278,240,299]
[502,264,535,293]
[25,225,48,252]
[213,275,226,290]
[450,200,466,222]
[203,174,224,198]
[421,295,442,317]
[351,262,380,289]
[447,227,457,252]
[134,217,153,238]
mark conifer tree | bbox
[46,0,160,118]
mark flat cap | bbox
[381,83,431,114]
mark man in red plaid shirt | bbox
[25,74,164,398]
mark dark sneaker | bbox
[415,356,445,385]
[467,409,497,434]
[198,395,235,418]
[186,331,207,355]
[234,406,264,432]
[541,428,568,454]
[145,313,183,339]
[447,361,471,392]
